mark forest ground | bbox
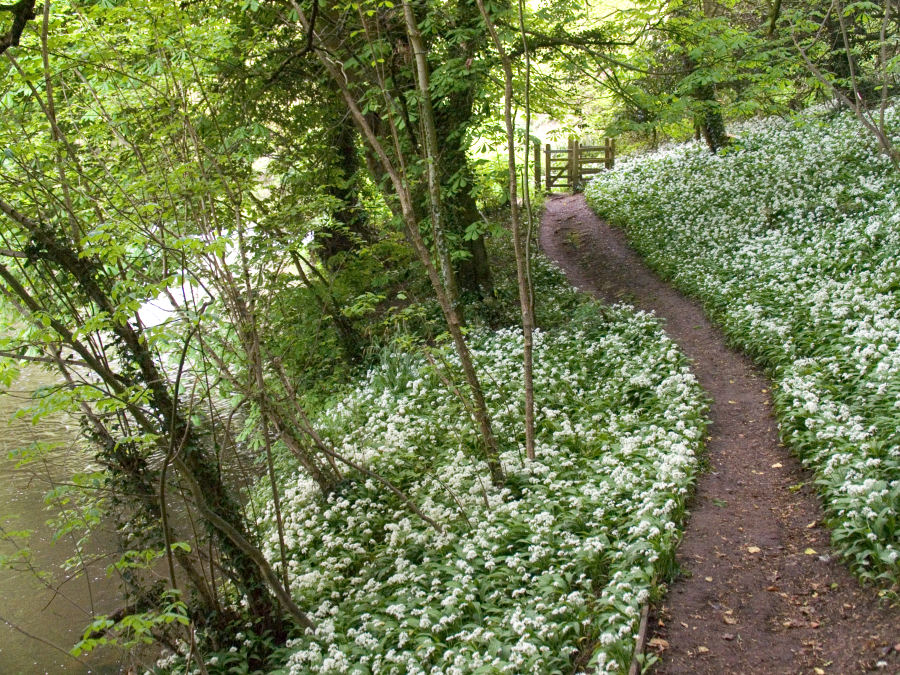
[539,193,900,674]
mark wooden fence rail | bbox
[533,137,615,193]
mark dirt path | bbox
[540,194,900,674]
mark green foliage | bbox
[6,0,898,668]
[72,589,190,658]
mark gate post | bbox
[545,143,551,192]
[534,140,541,192]
[573,139,580,192]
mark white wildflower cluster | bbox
[251,303,707,673]
[585,106,900,584]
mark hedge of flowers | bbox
[243,301,708,674]
[585,108,900,587]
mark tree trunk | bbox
[696,82,729,153]
[475,0,536,460]
[305,6,505,485]
[0,206,309,635]
[317,115,374,264]
[431,0,494,299]
[680,48,728,154]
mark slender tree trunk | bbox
[402,0,505,480]
[767,0,782,38]
[474,0,536,460]
[403,1,458,304]
[297,4,505,485]
[0,202,312,634]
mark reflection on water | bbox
[0,366,126,674]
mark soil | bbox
[539,193,900,675]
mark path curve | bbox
[539,194,900,674]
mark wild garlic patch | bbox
[585,107,900,586]
[253,304,707,673]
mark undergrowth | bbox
[157,255,709,673]
[586,106,900,588]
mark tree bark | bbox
[317,115,374,264]
[298,3,505,485]
[0,200,308,635]
[696,82,729,153]
[474,0,536,460]
[0,0,36,56]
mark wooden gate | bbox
[533,138,615,192]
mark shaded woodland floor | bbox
[540,193,900,674]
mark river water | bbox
[0,366,126,673]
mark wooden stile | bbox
[537,136,616,192]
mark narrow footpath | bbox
[540,194,900,674]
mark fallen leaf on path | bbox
[747,546,761,554]
[806,521,817,528]
[771,462,783,468]
[697,646,709,654]
[814,669,825,675]
[805,548,817,555]
[648,638,669,651]
[723,615,738,625]
[705,576,713,582]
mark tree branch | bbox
[264,0,319,86]
[0,0,36,56]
